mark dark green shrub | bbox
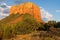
[55,22,60,28]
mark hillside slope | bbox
[0,14,22,24]
[0,13,39,25]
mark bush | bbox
[13,14,41,34]
[2,24,15,39]
[55,22,60,28]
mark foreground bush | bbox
[2,24,15,39]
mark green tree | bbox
[55,22,60,28]
[44,21,56,31]
[48,21,56,27]
[44,23,50,31]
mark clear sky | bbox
[0,0,60,22]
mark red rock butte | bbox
[10,2,42,22]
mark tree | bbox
[43,21,56,31]
[48,21,56,27]
[55,22,60,28]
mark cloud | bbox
[0,3,10,8]
[3,9,10,14]
[0,3,10,19]
[40,7,53,21]
[56,10,60,12]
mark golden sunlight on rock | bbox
[10,2,42,22]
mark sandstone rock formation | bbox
[10,2,42,22]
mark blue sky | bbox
[0,0,60,22]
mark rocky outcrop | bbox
[10,2,42,22]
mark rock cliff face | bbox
[10,2,42,22]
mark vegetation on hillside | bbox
[0,13,22,24]
[0,13,42,39]
[0,13,60,40]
